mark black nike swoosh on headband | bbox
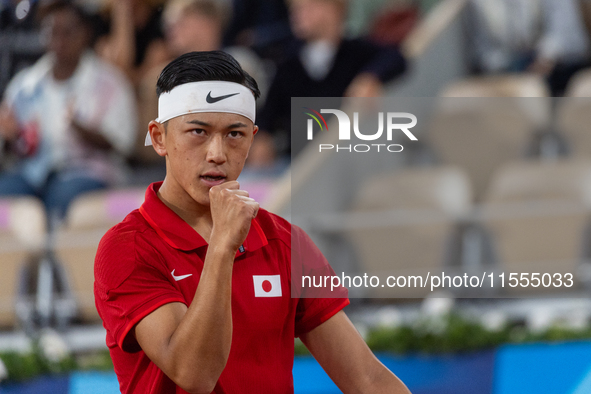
[206,92,240,103]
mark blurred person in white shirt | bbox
[0,0,137,222]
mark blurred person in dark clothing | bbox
[134,0,269,164]
[0,0,137,221]
[251,0,406,166]
[95,0,169,86]
[223,0,293,65]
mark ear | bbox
[246,125,259,159]
[148,120,167,157]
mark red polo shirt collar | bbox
[139,182,268,253]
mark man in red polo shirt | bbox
[94,51,410,394]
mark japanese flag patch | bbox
[253,275,282,297]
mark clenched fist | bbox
[208,181,259,253]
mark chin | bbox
[196,193,212,207]
[187,185,211,207]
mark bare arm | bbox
[97,0,136,77]
[134,181,259,394]
[300,311,411,394]
[96,0,168,84]
[70,120,113,151]
[344,73,384,98]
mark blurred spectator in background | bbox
[134,0,269,164]
[95,0,169,86]
[251,0,407,166]
[0,0,137,222]
[466,0,591,96]
[163,0,231,54]
[223,0,293,65]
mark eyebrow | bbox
[228,122,248,128]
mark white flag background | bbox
[253,275,282,297]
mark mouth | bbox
[199,173,227,187]
[201,175,226,181]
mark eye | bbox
[228,130,244,138]
[190,128,206,136]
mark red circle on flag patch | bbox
[262,280,273,292]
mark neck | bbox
[158,178,214,242]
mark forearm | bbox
[307,338,409,394]
[135,182,258,393]
[71,121,113,151]
[302,311,411,394]
[160,243,236,392]
[363,361,410,394]
[104,0,136,74]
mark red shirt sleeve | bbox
[94,228,186,352]
[291,225,350,337]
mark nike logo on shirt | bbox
[206,92,239,103]
[171,269,192,281]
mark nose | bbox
[205,134,226,164]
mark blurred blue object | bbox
[572,366,591,394]
[293,352,495,394]
[69,371,119,394]
[379,352,495,394]
[294,356,340,394]
[0,375,68,394]
[494,341,591,394]
[11,343,591,393]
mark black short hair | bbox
[156,51,260,100]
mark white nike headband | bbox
[145,81,256,146]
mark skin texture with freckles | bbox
[148,111,258,238]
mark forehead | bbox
[43,8,85,31]
[168,112,254,128]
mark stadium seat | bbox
[556,97,591,159]
[440,74,550,98]
[480,159,591,294]
[344,166,472,297]
[564,68,591,97]
[428,99,535,201]
[551,71,591,160]
[53,188,146,322]
[0,197,46,328]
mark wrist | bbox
[208,232,240,258]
